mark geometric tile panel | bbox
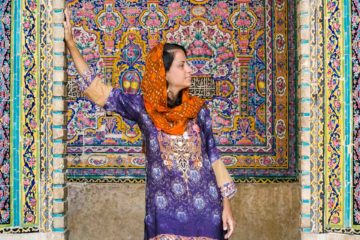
[66,0,297,182]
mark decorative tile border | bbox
[9,0,22,229]
[21,0,41,227]
[309,0,325,233]
[352,0,360,230]
[52,0,67,234]
[0,0,12,228]
[297,0,312,232]
[300,0,359,235]
[0,0,67,236]
[343,0,352,229]
[39,0,55,231]
[323,0,345,230]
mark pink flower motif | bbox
[241,19,251,27]
[24,137,32,146]
[4,15,10,25]
[29,79,36,88]
[3,114,9,125]
[30,198,36,207]
[218,2,228,9]
[106,13,117,26]
[24,22,30,29]
[24,59,31,67]
[333,59,340,69]
[28,157,36,167]
[126,8,141,15]
[353,64,359,73]
[168,2,185,19]
[78,3,95,19]
[24,178,30,188]
[29,1,37,11]
[354,116,360,125]
[211,2,229,18]
[332,216,340,224]
[83,2,94,10]
[327,158,333,169]
[24,98,31,109]
[219,137,230,144]
[262,157,272,165]
[334,100,341,109]
[328,198,334,208]
[2,211,9,220]
[26,213,34,223]
[1,163,9,175]
[328,121,334,130]
[356,212,360,223]
[30,119,37,129]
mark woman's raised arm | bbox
[64,8,112,107]
[64,8,140,122]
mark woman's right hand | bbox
[64,7,75,46]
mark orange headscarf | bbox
[141,43,205,135]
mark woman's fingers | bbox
[64,8,71,29]
[63,7,73,43]
[65,7,70,23]
[223,219,228,231]
[224,217,234,239]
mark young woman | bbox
[64,8,236,240]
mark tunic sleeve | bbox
[198,107,237,199]
[102,88,141,122]
[78,67,140,122]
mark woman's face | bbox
[166,50,192,92]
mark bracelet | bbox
[78,68,97,92]
[221,181,237,199]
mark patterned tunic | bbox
[80,70,237,239]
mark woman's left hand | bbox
[222,197,236,239]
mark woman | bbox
[64,8,236,240]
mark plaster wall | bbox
[67,182,300,240]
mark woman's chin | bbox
[183,84,191,90]
[185,80,192,88]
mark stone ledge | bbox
[0,232,67,240]
[302,232,360,240]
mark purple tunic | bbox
[103,88,226,239]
